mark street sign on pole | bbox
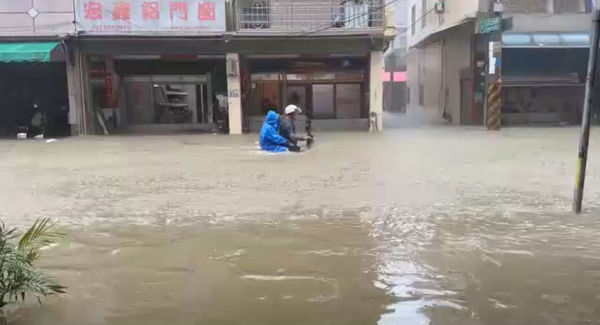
[479,17,500,34]
[485,0,503,131]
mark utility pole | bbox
[485,0,503,130]
[573,8,600,213]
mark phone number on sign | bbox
[89,25,214,31]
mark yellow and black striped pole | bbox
[486,82,501,130]
[485,0,503,131]
[573,8,600,213]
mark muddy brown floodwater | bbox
[1,127,600,325]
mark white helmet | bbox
[284,104,302,115]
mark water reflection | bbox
[368,196,600,325]
[15,200,600,325]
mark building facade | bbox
[405,0,593,126]
[0,0,75,137]
[0,0,395,136]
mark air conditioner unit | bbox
[434,0,445,14]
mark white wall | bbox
[406,43,442,124]
[0,0,74,36]
[406,0,481,48]
[441,23,472,124]
[405,22,472,124]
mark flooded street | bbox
[2,127,600,324]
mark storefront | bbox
[68,0,387,135]
[501,33,589,125]
[84,55,226,133]
[72,0,229,133]
[245,56,369,131]
[0,42,71,137]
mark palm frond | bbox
[18,218,57,250]
[0,218,66,310]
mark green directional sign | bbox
[479,17,500,34]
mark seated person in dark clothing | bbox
[280,105,307,150]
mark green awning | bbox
[0,42,60,63]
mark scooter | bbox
[305,112,315,149]
[287,112,314,152]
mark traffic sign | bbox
[479,17,500,34]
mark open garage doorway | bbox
[0,63,70,138]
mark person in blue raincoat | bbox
[259,110,289,152]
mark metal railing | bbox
[236,0,385,33]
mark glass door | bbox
[335,83,361,118]
[312,84,334,119]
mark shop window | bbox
[252,81,280,116]
[287,74,308,81]
[122,75,210,125]
[312,84,335,119]
[286,85,307,109]
[251,73,280,81]
[335,84,361,119]
[151,84,197,124]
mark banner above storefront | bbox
[76,0,226,34]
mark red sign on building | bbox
[141,2,160,20]
[170,1,188,21]
[77,0,226,33]
[198,2,215,21]
[112,2,131,21]
[84,1,103,20]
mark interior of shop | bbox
[502,48,587,125]
[245,56,368,130]
[0,63,70,138]
[89,57,226,133]
[122,75,210,125]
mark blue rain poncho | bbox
[259,110,289,152]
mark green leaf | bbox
[0,218,65,310]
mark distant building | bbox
[405,0,593,125]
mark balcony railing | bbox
[236,0,385,33]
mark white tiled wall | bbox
[0,0,74,36]
[406,0,481,48]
